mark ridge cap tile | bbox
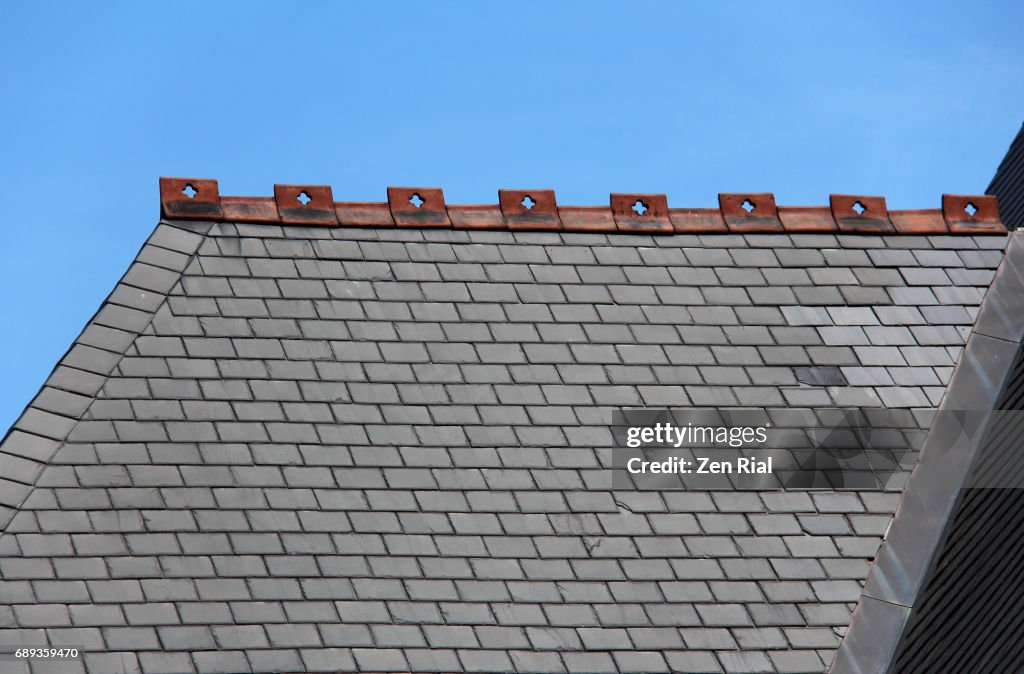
[158,178,1008,235]
[388,187,451,228]
[499,189,561,232]
[830,195,894,234]
[273,184,337,226]
[719,192,784,233]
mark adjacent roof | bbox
[831,230,1024,674]
[988,122,1024,231]
[0,179,1013,673]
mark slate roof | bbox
[988,122,1024,231]
[0,180,1012,673]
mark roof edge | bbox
[830,230,1024,673]
[986,121,1024,231]
[160,178,1007,236]
[0,220,211,532]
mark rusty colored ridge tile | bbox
[157,178,1006,235]
[335,202,395,227]
[274,185,338,226]
[889,210,949,235]
[448,205,505,230]
[669,208,728,233]
[388,187,451,228]
[499,189,561,231]
[160,177,223,219]
[220,196,279,224]
[611,194,673,234]
[830,195,894,233]
[778,206,838,233]
[558,206,618,233]
[719,193,784,233]
[943,194,1005,234]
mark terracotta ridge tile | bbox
[158,178,1008,235]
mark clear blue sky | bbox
[1,2,1022,432]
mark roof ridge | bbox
[161,178,1007,236]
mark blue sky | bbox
[0,1,1022,432]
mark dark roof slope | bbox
[988,122,1024,231]
[833,230,1024,673]
[0,181,1010,673]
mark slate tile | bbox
[718,650,774,673]
[562,652,617,673]
[768,651,825,673]
[781,306,831,326]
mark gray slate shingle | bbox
[0,221,1009,673]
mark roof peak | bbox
[160,177,1006,236]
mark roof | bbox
[0,179,1013,673]
[988,122,1024,231]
